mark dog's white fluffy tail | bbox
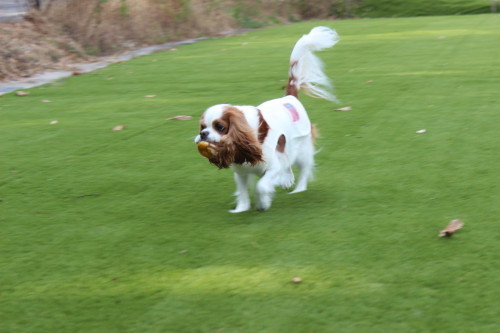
[286,26,339,102]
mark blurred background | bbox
[0,0,497,80]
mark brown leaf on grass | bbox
[167,115,193,121]
[112,125,127,131]
[334,106,352,112]
[16,91,30,96]
[439,219,464,237]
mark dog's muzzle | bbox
[199,130,210,141]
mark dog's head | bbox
[195,105,263,169]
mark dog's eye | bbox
[214,122,225,132]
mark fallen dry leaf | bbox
[439,219,464,237]
[416,129,427,134]
[167,115,193,121]
[16,91,30,96]
[144,94,156,98]
[334,106,352,112]
[112,125,127,131]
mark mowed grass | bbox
[359,0,491,17]
[1,14,500,332]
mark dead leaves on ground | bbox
[439,219,464,237]
[334,106,352,112]
[111,115,192,131]
[12,88,192,130]
[167,115,192,121]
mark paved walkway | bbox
[0,37,207,94]
[0,0,27,22]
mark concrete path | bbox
[0,0,27,22]
[0,38,208,95]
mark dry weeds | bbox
[0,14,87,79]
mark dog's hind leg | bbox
[276,152,295,189]
[290,137,315,194]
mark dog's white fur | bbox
[195,26,339,212]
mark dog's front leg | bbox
[230,172,251,213]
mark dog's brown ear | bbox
[216,106,263,168]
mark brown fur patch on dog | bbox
[257,109,270,144]
[311,124,319,144]
[276,134,286,153]
[285,61,299,98]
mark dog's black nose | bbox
[200,130,209,141]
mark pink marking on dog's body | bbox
[283,103,300,122]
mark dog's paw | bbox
[278,168,295,189]
[229,204,251,213]
[229,208,249,213]
[290,187,307,194]
[256,194,272,211]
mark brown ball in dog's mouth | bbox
[197,141,218,159]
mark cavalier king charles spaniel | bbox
[195,26,339,212]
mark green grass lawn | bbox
[359,0,492,17]
[1,14,500,332]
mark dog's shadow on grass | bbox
[224,185,338,225]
